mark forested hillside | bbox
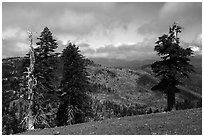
[2,55,201,134]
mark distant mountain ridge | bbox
[90,55,202,71]
[90,58,157,69]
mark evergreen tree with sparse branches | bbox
[56,42,91,126]
[151,23,194,111]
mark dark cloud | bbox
[137,19,164,35]
[2,2,202,59]
[77,43,95,57]
[85,38,157,60]
[2,2,164,35]
[77,43,91,48]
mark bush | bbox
[137,74,157,87]
[107,70,117,78]
[175,99,202,110]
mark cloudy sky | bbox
[2,2,202,60]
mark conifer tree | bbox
[2,27,60,133]
[56,42,90,126]
[23,27,58,93]
[35,26,58,93]
[151,23,194,111]
[20,27,59,128]
[2,58,21,134]
[33,27,59,128]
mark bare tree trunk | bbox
[26,31,36,130]
[27,111,34,130]
[167,88,175,111]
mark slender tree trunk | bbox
[167,88,175,111]
[27,111,34,130]
[26,31,36,130]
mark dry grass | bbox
[19,108,202,135]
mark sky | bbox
[2,2,202,60]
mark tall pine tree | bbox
[23,27,59,93]
[20,27,60,129]
[35,26,58,93]
[56,42,91,126]
[33,27,60,128]
[151,23,194,111]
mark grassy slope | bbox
[20,108,202,135]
